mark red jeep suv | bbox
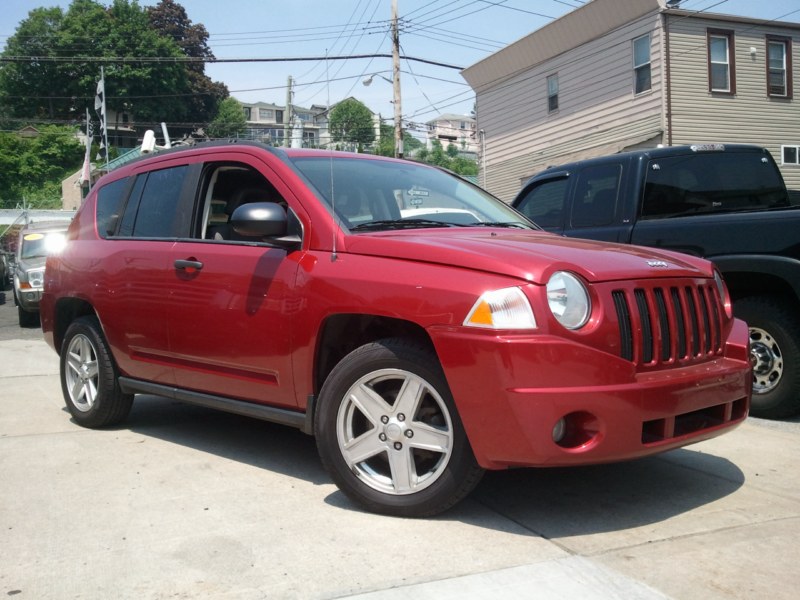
[41,142,751,517]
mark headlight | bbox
[464,287,537,330]
[547,271,590,329]
[714,270,733,319]
[28,269,45,288]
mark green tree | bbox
[0,126,84,209]
[413,139,478,177]
[147,0,228,125]
[328,98,375,149]
[0,0,191,124]
[208,97,246,139]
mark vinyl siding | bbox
[667,15,800,192]
[476,13,665,202]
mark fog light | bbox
[553,411,603,449]
[552,418,566,443]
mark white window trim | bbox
[633,34,652,95]
[781,145,800,166]
[708,32,734,93]
[547,74,559,113]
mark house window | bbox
[782,145,799,165]
[708,29,735,93]
[633,34,651,94]
[767,37,792,98]
[243,107,252,120]
[547,74,559,112]
[258,108,274,120]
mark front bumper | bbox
[431,319,751,470]
[15,287,42,312]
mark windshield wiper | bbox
[350,219,465,231]
[466,221,529,229]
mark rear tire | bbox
[60,316,133,428]
[735,296,800,419]
[315,339,484,517]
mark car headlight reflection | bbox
[547,271,590,329]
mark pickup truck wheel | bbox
[735,296,800,419]
[60,316,133,428]
[315,339,484,517]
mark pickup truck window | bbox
[515,177,568,228]
[572,164,621,227]
[641,153,790,219]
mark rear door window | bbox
[642,152,790,219]
[570,164,622,228]
[117,165,189,238]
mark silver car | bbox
[14,222,68,327]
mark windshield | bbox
[20,231,67,259]
[289,156,534,231]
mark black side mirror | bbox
[230,202,302,249]
[230,202,287,237]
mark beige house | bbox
[238,100,329,148]
[462,0,800,202]
[425,114,478,153]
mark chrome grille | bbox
[612,281,723,367]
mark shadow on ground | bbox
[106,393,745,537]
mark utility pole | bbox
[284,75,293,147]
[392,0,403,159]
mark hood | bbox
[343,229,713,284]
[17,256,47,273]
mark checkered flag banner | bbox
[94,72,107,161]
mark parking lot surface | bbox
[0,298,798,599]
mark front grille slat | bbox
[612,280,723,368]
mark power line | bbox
[0,52,464,70]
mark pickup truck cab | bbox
[41,141,751,517]
[513,144,800,418]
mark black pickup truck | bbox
[513,143,800,419]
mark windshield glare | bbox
[20,231,67,259]
[289,156,533,230]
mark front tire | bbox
[735,296,800,419]
[315,339,484,517]
[60,316,133,428]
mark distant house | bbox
[462,0,800,201]
[425,114,478,153]
[238,100,328,147]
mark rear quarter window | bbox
[641,152,790,219]
[95,178,129,238]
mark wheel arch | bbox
[52,297,97,355]
[313,313,435,398]
[713,255,800,305]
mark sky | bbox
[2,0,800,134]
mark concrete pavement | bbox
[1,329,798,599]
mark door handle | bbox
[174,259,203,271]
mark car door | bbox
[166,159,302,408]
[93,164,195,385]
